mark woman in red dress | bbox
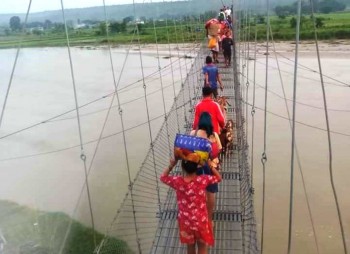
[190,112,222,228]
[161,151,221,254]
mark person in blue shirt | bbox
[202,56,223,99]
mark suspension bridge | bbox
[93,36,258,253]
[1,0,349,254]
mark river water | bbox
[0,42,349,253]
[0,45,194,237]
[248,41,350,254]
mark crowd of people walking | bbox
[160,6,234,254]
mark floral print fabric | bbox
[160,174,220,245]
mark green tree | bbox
[290,16,307,28]
[32,29,43,35]
[44,19,52,29]
[4,28,10,36]
[52,23,65,33]
[137,23,144,34]
[290,17,297,28]
[96,21,109,36]
[123,16,134,24]
[315,17,325,28]
[9,16,21,31]
[275,5,294,18]
[110,22,126,33]
[257,15,265,24]
[318,0,346,13]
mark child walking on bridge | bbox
[161,149,222,254]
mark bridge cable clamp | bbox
[251,107,256,116]
[261,152,267,164]
[80,154,86,161]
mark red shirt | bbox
[193,97,225,133]
[160,174,220,245]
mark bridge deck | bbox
[151,54,243,254]
[96,42,258,254]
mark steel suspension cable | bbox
[0,57,194,143]
[288,0,302,252]
[10,96,350,166]
[269,24,320,254]
[245,6,251,150]
[164,14,181,133]
[241,2,250,253]
[272,53,350,88]
[309,0,348,252]
[186,16,200,102]
[253,58,348,88]
[178,18,192,108]
[0,97,193,163]
[242,101,350,137]
[250,79,350,113]
[173,19,189,127]
[102,1,143,253]
[156,0,193,250]
[240,1,245,109]
[248,1,259,251]
[232,1,249,252]
[152,19,172,157]
[153,5,200,251]
[250,0,258,196]
[132,0,162,244]
[60,11,143,254]
[58,0,96,252]
[0,0,33,129]
[260,0,270,252]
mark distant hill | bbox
[0,0,303,26]
[2,0,346,27]
[0,0,222,26]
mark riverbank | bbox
[253,39,350,58]
[1,11,349,49]
[0,200,132,253]
[74,40,350,58]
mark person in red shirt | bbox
[193,87,225,134]
[160,150,221,254]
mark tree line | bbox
[275,0,347,18]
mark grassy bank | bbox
[0,12,349,49]
[253,11,350,40]
[0,22,203,49]
[0,200,132,254]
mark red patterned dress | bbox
[160,174,220,245]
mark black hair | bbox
[198,112,213,137]
[181,160,198,174]
[202,86,212,97]
[205,56,213,64]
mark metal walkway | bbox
[96,41,258,254]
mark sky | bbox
[0,0,172,14]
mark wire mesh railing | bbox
[96,37,259,253]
